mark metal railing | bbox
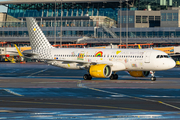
[100,23,118,38]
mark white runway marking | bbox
[3,89,23,96]
[27,69,48,78]
[77,80,180,111]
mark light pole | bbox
[60,0,62,48]
[126,0,128,49]
[119,0,122,48]
[54,0,57,45]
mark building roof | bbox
[0,0,125,4]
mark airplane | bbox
[18,17,176,81]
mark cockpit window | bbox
[164,55,168,58]
[156,55,170,58]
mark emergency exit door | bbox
[144,51,151,63]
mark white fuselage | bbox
[47,48,175,72]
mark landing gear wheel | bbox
[83,74,89,80]
[110,74,118,80]
[114,74,118,80]
[88,76,92,80]
[110,74,114,80]
[83,74,92,80]
[151,77,156,81]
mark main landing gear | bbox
[83,74,92,80]
[110,72,118,80]
[150,71,156,81]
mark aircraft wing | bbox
[44,58,113,66]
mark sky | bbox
[0,0,8,13]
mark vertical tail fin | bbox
[26,17,53,50]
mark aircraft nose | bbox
[168,59,176,69]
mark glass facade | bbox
[0,20,180,39]
[2,1,180,43]
[7,3,123,21]
[7,0,179,22]
[173,13,178,21]
[161,12,178,21]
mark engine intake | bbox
[128,71,150,77]
[89,64,112,78]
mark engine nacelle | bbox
[128,71,150,77]
[89,64,112,78]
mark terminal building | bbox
[0,0,180,47]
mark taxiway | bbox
[0,63,180,119]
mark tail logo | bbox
[33,28,36,31]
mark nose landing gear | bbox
[150,71,156,81]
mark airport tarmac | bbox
[0,62,180,119]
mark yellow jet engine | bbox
[89,64,112,78]
[128,71,150,77]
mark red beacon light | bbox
[5,54,10,57]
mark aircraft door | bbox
[144,51,151,63]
